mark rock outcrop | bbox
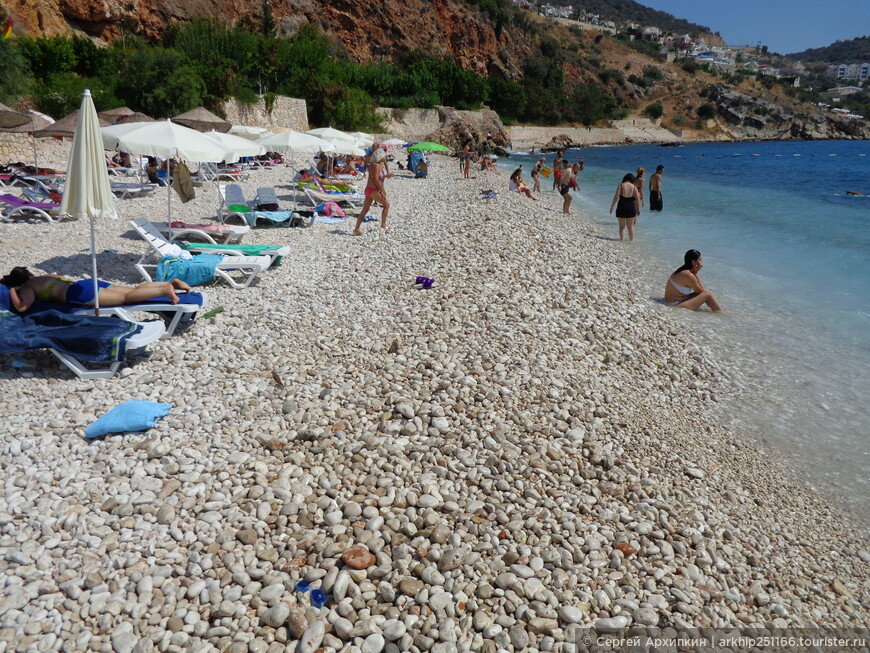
[706,83,870,141]
[423,107,509,154]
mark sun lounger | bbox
[131,218,288,267]
[1,285,165,379]
[218,183,309,228]
[150,221,250,244]
[130,218,271,289]
[195,162,250,183]
[23,291,208,339]
[111,182,158,199]
[0,193,62,222]
[303,186,364,210]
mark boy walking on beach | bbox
[649,165,664,211]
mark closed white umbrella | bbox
[59,89,116,316]
[306,127,355,142]
[257,130,334,154]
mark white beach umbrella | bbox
[202,130,266,159]
[229,125,272,140]
[324,139,366,157]
[102,119,234,229]
[348,131,374,146]
[59,89,117,316]
[306,127,355,142]
[256,130,334,154]
[382,138,407,147]
[105,119,233,162]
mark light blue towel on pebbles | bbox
[85,400,173,438]
[156,254,224,286]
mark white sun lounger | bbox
[148,220,250,244]
[130,220,272,289]
[131,218,287,268]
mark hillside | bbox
[0,0,866,142]
[570,0,714,36]
[786,35,870,63]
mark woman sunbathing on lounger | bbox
[1,267,192,313]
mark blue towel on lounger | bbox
[0,309,141,363]
[156,254,223,286]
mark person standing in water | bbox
[634,167,645,214]
[664,249,723,311]
[353,149,390,235]
[609,173,641,241]
[649,165,664,211]
[552,150,563,192]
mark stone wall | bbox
[375,108,443,142]
[220,96,309,132]
[0,133,71,169]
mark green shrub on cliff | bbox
[0,39,33,103]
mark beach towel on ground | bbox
[156,254,223,286]
[85,400,173,439]
[0,309,141,363]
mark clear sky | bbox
[640,0,869,54]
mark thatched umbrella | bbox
[172,107,231,133]
[34,110,111,139]
[0,110,55,170]
[98,106,135,122]
[116,112,155,124]
[0,102,29,129]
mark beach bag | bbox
[314,201,346,217]
[255,202,279,211]
[539,166,552,178]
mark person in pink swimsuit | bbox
[353,149,390,235]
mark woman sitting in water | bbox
[1,267,192,313]
[664,250,723,312]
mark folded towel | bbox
[156,254,224,286]
[0,309,141,363]
[85,400,173,438]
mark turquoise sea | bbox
[500,140,870,517]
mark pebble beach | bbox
[1,155,868,652]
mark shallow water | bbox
[500,140,870,517]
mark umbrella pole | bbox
[167,182,172,240]
[89,218,101,317]
[32,134,37,173]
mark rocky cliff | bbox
[706,84,870,141]
[0,0,529,78]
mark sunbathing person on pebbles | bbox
[353,149,390,236]
[1,267,192,311]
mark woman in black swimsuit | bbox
[609,173,641,241]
